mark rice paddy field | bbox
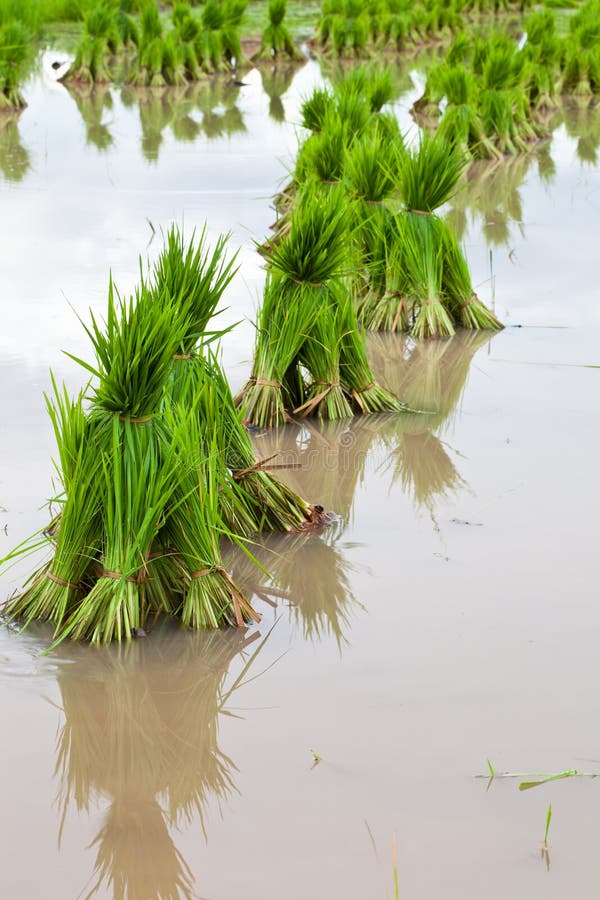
[1,3,600,898]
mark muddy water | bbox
[1,56,600,899]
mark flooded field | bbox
[1,54,600,899]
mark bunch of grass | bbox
[441,227,503,330]
[3,241,271,641]
[253,0,303,61]
[358,238,414,332]
[344,131,402,306]
[236,273,320,427]
[0,20,31,110]
[296,299,353,420]
[242,187,403,423]
[399,130,466,215]
[300,86,333,133]
[150,224,329,533]
[400,212,455,340]
[61,2,119,85]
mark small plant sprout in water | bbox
[309,748,322,769]
[541,803,552,871]
[476,761,599,790]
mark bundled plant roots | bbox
[1,225,337,643]
[253,0,303,62]
[388,131,503,337]
[237,188,404,427]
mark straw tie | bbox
[255,378,282,388]
[291,278,323,288]
[46,572,80,591]
[173,353,192,360]
[293,382,342,417]
[351,383,376,413]
[391,297,407,333]
[99,570,138,584]
[190,567,261,627]
[459,292,478,310]
[118,414,153,424]
[409,208,431,216]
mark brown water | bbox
[1,55,600,899]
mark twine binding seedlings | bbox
[46,572,80,591]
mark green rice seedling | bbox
[266,184,350,284]
[60,414,183,644]
[399,130,467,214]
[197,0,228,73]
[300,86,334,133]
[401,213,455,340]
[343,130,402,310]
[253,0,303,61]
[160,405,260,630]
[149,223,238,347]
[2,384,103,632]
[296,299,354,420]
[0,20,31,110]
[480,89,529,154]
[236,274,320,427]
[296,113,348,186]
[441,226,503,329]
[189,352,329,532]
[334,84,372,140]
[62,3,119,84]
[365,64,395,112]
[358,239,415,332]
[221,0,248,68]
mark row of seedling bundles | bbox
[414,6,600,163]
[314,0,537,60]
[1,226,330,645]
[63,0,302,87]
[266,67,502,343]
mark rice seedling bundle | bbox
[441,226,503,330]
[62,2,121,85]
[253,0,303,61]
[394,133,503,336]
[240,188,402,423]
[0,20,31,110]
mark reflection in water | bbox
[0,114,30,182]
[257,62,303,123]
[446,155,534,246]
[562,101,600,167]
[370,331,492,522]
[245,332,490,532]
[65,83,114,152]
[227,531,361,649]
[120,80,245,162]
[54,623,271,899]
